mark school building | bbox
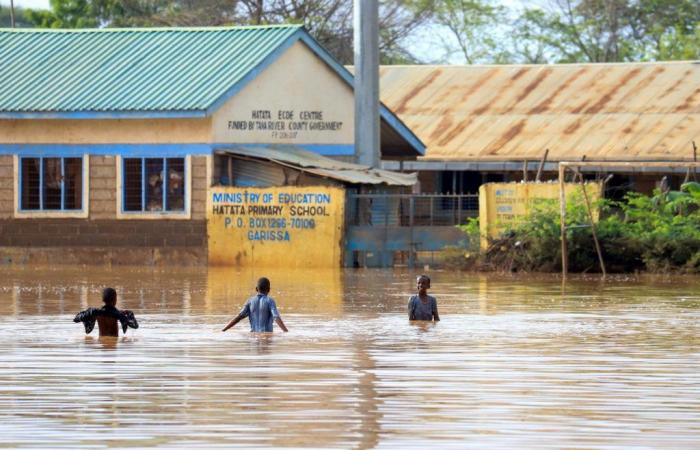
[0,26,424,267]
[378,62,700,197]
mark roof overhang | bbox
[217,144,417,186]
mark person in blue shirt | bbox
[408,275,440,322]
[222,277,289,333]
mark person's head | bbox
[416,275,430,294]
[102,287,117,307]
[256,277,271,295]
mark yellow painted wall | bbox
[0,118,211,144]
[479,182,602,248]
[211,41,354,145]
[207,186,345,267]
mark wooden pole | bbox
[693,141,697,181]
[577,171,606,278]
[559,164,568,279]
[535,148,549,182]
[522,160,528,182]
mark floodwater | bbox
[0,267,699,449]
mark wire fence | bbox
[346,194,479,227]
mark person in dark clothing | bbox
[408,275,440,322]
[73,288,139,337]
[222,277,288,333]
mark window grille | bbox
[123,157,186,213]
[20,157,83,211]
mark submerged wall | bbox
[0,155,210,266]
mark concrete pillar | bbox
[354,0,380,168]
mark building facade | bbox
[0,26,423,266]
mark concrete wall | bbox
[0,155,210,266]
[0,156,12,219]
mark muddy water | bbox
[0,267,699,449]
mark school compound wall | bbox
[0,154,209,266]
[207,186,345,267]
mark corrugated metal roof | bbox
[218,145,417,186]
[0,26,300,113]
[379,62,700,162]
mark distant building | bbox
[379,62,700,196]
[0,26,422,266]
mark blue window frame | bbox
[122,157,186,212]
[19,156,83,211]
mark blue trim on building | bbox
[0,144,212,157]
[212,143,355,156]
[0,110,207,119]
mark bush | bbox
[453,182,700,273]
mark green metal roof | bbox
[0,26,301,115]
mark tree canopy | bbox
[13,0,700,64]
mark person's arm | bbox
[275,317,289,332]
[269,300,288,332]
[222,314,244,332]
[222,301,250,332]
[432,298,440,322]
[408,297,416,320]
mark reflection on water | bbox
[1,267,699,448]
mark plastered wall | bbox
[0,118,211,144]
[212,41,354,145]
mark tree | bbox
[25,0,435,64]
[515,0,700,63]
[429,0,508,64]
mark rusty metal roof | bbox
[379,62,700,162]
[217,145,417,186]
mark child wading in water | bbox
[222,277,289,333]
[408,275,440,321]
[73,287,139,337]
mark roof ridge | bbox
[0,24,304,33]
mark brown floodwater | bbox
[0,266,699,449]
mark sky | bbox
[0,0,49,9]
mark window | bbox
[19,157,84,211]
[122,157,186,213]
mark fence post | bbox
[430,196,434,226]
[559,164,568,280]
[457,194,462,225]
[409,196,415,268]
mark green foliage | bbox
[513,0,700,63]
[462,185,700,273]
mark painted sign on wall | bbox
[479,182,602,249]
[207,186,345,267]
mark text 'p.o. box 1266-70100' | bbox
[207,186,345,267]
